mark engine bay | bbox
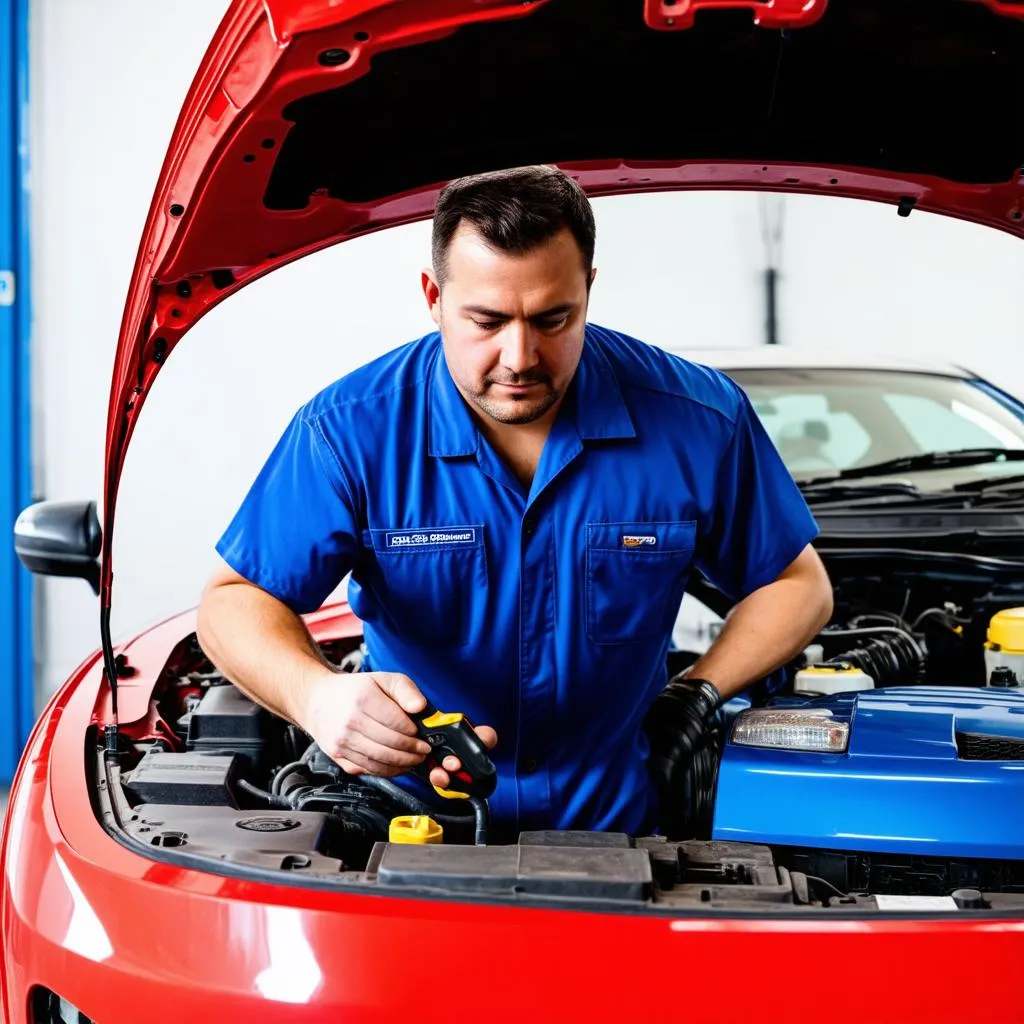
[93,571,1024,914]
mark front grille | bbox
[956,732,1024,761]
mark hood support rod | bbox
[100,602,120,760]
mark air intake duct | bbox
[816,626,926,687]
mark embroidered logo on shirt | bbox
[386,527,478,548]
[622,534,657,548]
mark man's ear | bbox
[422,267,442,327]
[589,266,598,289]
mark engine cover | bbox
[712,687,1024,858]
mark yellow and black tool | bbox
[410,700,497,801]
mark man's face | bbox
[423,224,594,426]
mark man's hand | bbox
[303,670,499,787]
[644,676,722,838]
[645,677,720,790]
[303,670,434,777]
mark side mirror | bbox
[14,500,102,594]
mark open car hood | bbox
[102,0,1024,612]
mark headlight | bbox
[731,708,849,753]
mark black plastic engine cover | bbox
[123,749,240,807]
[124,804,337,871]
[518,830,633,848]
[186,684,273,766]
[365,842,653,901]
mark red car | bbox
[5,1,1024,1021]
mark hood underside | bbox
[102,0,1024,607]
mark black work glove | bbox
[643,676,722,839]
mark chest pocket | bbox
[586,521,697,645]
[363,525,487,647]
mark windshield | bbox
[726,369,1024,479]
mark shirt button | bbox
[523,517,536,537]
[522,757,539,773]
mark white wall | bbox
[30,0,233,698]
[30,1,1024,701]
[777,194,1024,382]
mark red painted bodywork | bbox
[5,0,1024,1020]
[3,604,1024,1022]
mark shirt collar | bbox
[427,326,636,458]
[571,330,636,441]
[428,338,479,457]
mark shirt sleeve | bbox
[694,389,820,601]
[215,409,360,614]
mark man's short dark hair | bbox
[431,165,596,286]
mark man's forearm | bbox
[195,581,337,729]
[687,549,833,699]
[197,574,442,779]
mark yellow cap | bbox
[986,608,1024,653]
[389,815,443,845]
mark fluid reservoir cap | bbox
[986,607,1024,653]
[794,663,874,695]
[989,666,1019,688]
[389,815,443,845]
[952,888,986,909]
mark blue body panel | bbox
[712,688,1024,859]
[0,0,34,783]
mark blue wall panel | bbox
[0,0,34,783]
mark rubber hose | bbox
[358,774,476,827]
[819,626,925,684]
[237,778,291,809]
[271,760,311,796]
[833,633,923,684]
[469,796,489,846]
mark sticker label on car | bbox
[873,894,957,910]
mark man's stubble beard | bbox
[470,379,563,425]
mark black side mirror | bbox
[14,500,102,594]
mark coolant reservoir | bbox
[983,608,1024,686]
[794,663,875,696]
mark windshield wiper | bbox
[799,481,921,504]
[953,472,1024,493]
[800,448,1024,488]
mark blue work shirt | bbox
[216,325,819,834]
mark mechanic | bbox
[196,165,833,836]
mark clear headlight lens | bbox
[731,708,849,753]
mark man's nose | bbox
[499,321,540,375]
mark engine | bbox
[797,622,927,690]
[96,589,1024,911]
